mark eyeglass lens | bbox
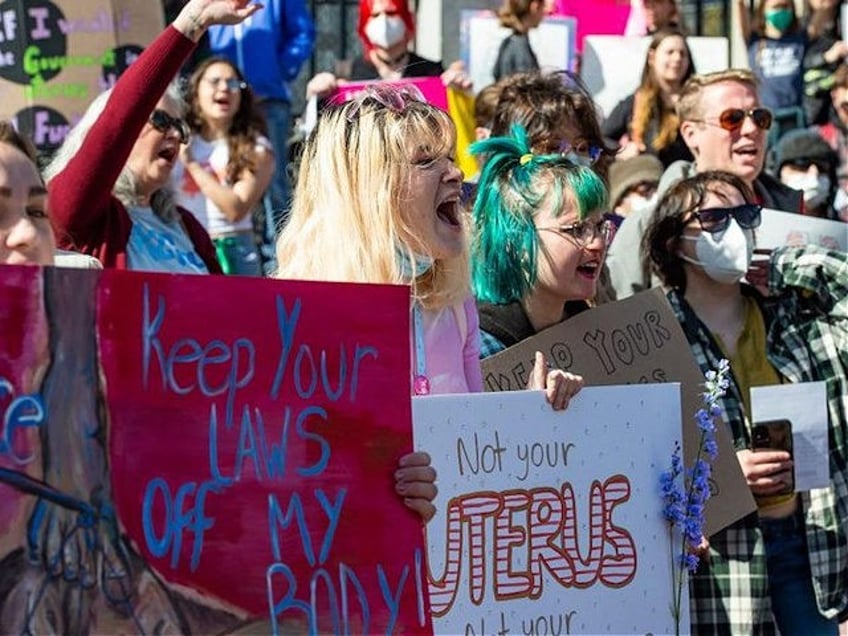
[717,108,772,131]
[150,110,189,143]
[695,205,762,233]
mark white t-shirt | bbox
[172,135,272,236]
[126,206,209,274]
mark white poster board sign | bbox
[751,382,831,492]
[413,384,689,635]
[757,208,848,251]
[460,10,577,94]
[582,35,730,119]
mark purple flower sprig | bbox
[662,358,730,634]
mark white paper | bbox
[413,384,688,635]
[750,382,830,492]
[756,208,848,252]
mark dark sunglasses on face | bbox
[691,203,762,234]
[691,107,773,132]
[784,158,832,173]
[148,109,190,144]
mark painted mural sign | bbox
[0,0,162,159]
[413,385,688,635]
[0,266,430,635]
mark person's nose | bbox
[443,159,463,184]
[739,112,761,137]
[5,214,38,253]
[807,164,820,177]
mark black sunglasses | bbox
[784,158,832,173]
[691,204,762,234]
[691,108,772,132]
[149,109,190,144]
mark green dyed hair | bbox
[470,124,608,304]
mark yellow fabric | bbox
[446,87,478,180]
[712,296,792,510]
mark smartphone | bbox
[752,419,794,494]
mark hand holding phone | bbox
[751,419,794,494]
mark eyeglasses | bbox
[148,109,190,144]
[690,204,762,234]
[344,83,427,122]
[689,108,773,132]
[556,217,614,247]
[556,139,603,166]
[203,77,247,92]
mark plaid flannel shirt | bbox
[667,246,848,634]
[479,329,507,360]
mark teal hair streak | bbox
[470,124,609,304]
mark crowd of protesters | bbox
[2,0,848,632]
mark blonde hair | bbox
[676,69,758,122]
[275,92,469,311]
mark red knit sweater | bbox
[49,26,222,273]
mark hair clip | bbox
[519,153,534,166]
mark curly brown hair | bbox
[186,57,270,185]
[491,70,616,181]
[643,170,755,293]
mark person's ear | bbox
[679,120,699,155]
[474,127,491,142]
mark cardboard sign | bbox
[414,385,688,635]
[480,288,756,536]
[0,0,163,158]
[330,76,449,111]
[582,35,729,119]
[757,208,848,252]
[460,10,577,94]
[0,267,431,635]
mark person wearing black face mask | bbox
[774,127,840,219]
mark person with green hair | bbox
[471,124,612,359]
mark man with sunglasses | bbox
[607,69,803,300]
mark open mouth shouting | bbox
[576,258,602,279]
[436,198,462,229]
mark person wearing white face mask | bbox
[305,0,471,100]
[774,127,841,219]
[607,154,663,229]
[644,169,847,635]
[606,69,804,300]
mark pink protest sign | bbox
[0,266,431,635]
[553,0,632,50]
[331,76,449,112]
[0,267,47,560]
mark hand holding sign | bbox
[527,350,585,411]
[395,451,438,522]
